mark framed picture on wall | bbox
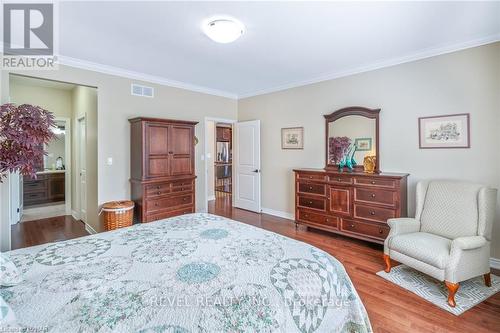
[418,113,470,149]
[281,127,304,149]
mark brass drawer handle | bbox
[350,224,355,228]
[154,203,159,207]
[308,201,313,204]
[304,214,309,218]
[371,181,376,185]
[156,186,161,189]
[183,197,188,201]
[371,193,376,198]
[309,176,313,179]
[337,178,341,182]
[325,218,330,222]
[157,191,161,195]
[309,186,313,190]
[379,229,384,234]
[370,211,376,215]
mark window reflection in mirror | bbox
[328,115,376,166]
[44,121,66,171]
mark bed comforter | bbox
[1,213,372,333]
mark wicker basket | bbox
[101,200,135,231]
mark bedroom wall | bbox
[238,42,500,259]
[0,65,237,238]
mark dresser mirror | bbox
[325,106,380,173]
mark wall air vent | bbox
[131,83,154,98]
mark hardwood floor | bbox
[10,198,500,332]
[11,215,88,250]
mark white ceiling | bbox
[55,1,500,98]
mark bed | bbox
[1,213,372,333]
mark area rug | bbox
[377,265,500,315]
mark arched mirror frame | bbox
[324,106,381,173]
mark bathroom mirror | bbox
[325,106,380,173]
[43,120,66,171]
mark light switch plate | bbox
[106,157,113,166]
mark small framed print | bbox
[281,127,304,149]
[354,138,372,151]
[418,113,470,149]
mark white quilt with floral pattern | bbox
[1,213,372,333]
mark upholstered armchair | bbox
[383,180,497,307]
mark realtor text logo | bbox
[2,3,57,69]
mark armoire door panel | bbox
[147,124,169,155]
[329,187,351,216]
[170,156,192,176]
[148,157,170,177]
[170,126,192,155]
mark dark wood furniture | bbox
[216,126,231,142]
[294,106,409,244]
[129,117,198,222]
[24,172,65,207]
[294,169,408,244]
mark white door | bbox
[9,172,21,225]
[78,117,87,223]
[234,120,261,212]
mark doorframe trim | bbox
[53,117,72,216]
[75,115,86,221]
[203,117,237,212]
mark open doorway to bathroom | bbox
[8,74,97,235]
[206,118,235,212]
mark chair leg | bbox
[445,281,459,307]
[484,273,492,287]
[383,254,391,273]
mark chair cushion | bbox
[420,181,481,239]
[389,232,451,269]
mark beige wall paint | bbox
[238,42,500,258]
[72,86,98,232]
[9,82,73,119]
[1,64,237,238]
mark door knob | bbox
[253,169,260,173]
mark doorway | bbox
[7,74,97,236]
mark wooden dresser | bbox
[129,117,198,222]
[294,169,408,244]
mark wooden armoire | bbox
[129,117,198,222]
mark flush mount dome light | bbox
[202,18,245,43]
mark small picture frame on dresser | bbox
[418,113,470,149]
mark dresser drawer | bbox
[297,173,326,182]
[298,183,326,196]
[354,188,396,207]
[146,183,171,198]
[341,219,389,240]
[297,196,326,211]
[354,177,396,189]
[328,175,353,185]
[147,193,193,212]
[172,183,194,193]
[297,209,338,228]
[146,206,194,222]
[354,204,396,223]
[24,180,47,192]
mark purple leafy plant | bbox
[329,136,352,164]
[0,104,55,182]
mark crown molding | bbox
[238,34,500,99]
[56,55,239,100]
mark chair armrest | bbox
[387,218,421,236]
[452,236,487,250]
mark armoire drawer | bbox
[354,204,396,223]
[354,188,396,207]
[146,193,193,212]
[172,183,194,193]
[341,219,390,240]
[297,196,326,211]
[145,206,194,222]
[297,183,326,196]
[146,183,171,198]
[297,209,338,228]
[354,177,396,189]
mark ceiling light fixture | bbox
[202,17,245,44]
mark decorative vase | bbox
[338,156,347,172]
[363,155,376,173]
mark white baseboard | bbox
[490,257,500,270]
[207,195,215,201]
[84,223,97,235]
[261,207,294,220]
[71,210,80,220]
